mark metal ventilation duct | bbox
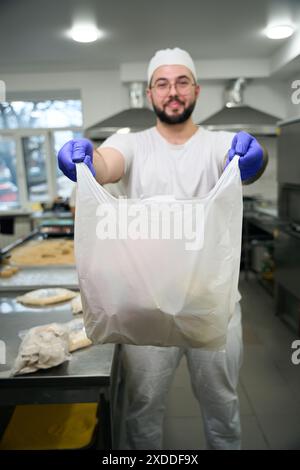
[200,78,280,136]
[85,82,156,141]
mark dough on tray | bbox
[16,288,78,306]
[10,239,75,266]
[0,266,19,278]
[71,294,83,315]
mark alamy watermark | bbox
[291,80,300,104]
[95,200,204,251]
[291,339,300,365]
[0,80,6,102]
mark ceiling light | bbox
[117,127,131,134]
[70,24,102,43]
[264,24,294,40]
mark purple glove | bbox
[58,138,96,182]
[226,131,264,181]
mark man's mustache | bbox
[165,98,185,106]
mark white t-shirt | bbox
[100,126,234,199]
[100,126,241,304]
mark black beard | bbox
[152,99,196,125]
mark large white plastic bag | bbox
[74,156,242,349]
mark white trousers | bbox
[121,303,243,450]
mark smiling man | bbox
[58,47,268,450]
[149,70,199,126]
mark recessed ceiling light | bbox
[264,24,294,40]
[70,24,102,43]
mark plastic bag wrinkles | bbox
[74,156,242,349]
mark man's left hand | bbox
[226,131,264,181]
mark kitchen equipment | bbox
[38,218,74,236]
[275,117,300,334]
[200,78,280,136]
[85,83,156,144]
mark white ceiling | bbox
[1,0,300,77]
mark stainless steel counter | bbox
[0,265,79,292]
[0,299,120,449]
[0,307,114,385]
[30,211,73,220]
[241,209,280,286]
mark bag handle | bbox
[76,154,241,205]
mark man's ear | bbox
[146,87,153,106]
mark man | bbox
[58,48,267,450]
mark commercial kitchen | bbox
[0,0,300,452]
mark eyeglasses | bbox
[150,77,197,97]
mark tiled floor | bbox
[162,277,300,450]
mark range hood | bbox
[200,78,280,136]
[85,83,156,141]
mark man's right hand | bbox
[58,138,96,182]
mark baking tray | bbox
[0,266,79,292]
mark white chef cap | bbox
[147,47,197,85]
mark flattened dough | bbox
[10,239,75,266]
[17,288,78,306]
